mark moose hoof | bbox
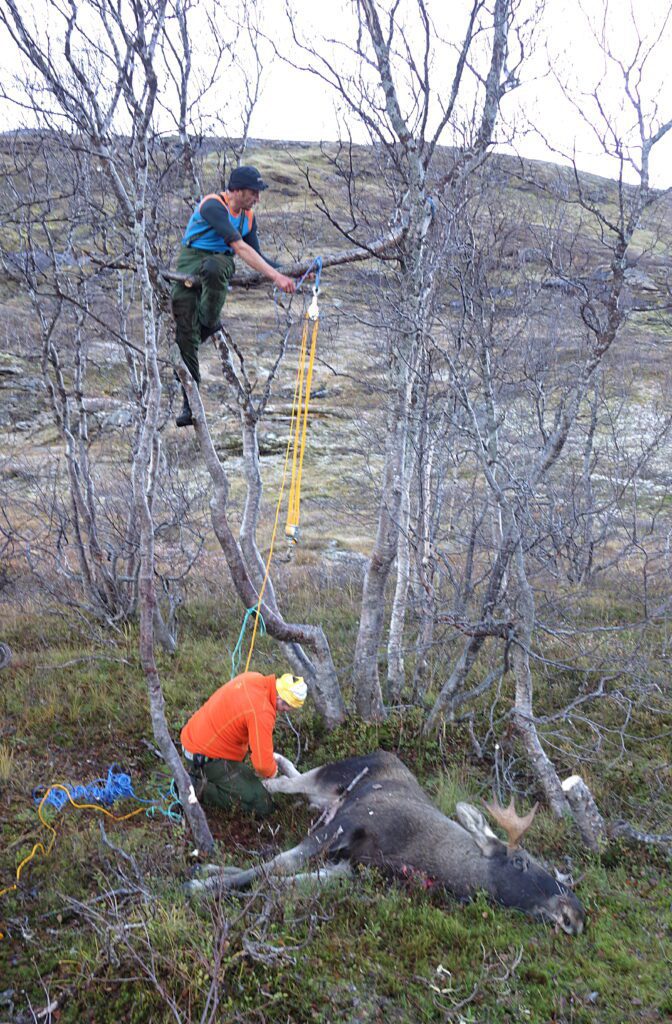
[196,863,225,878]
[184,864,252,896]
[274,753,300,777]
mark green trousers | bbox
[171,247,235,384]
[191,757,274,817]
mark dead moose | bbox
[187,750,585,935]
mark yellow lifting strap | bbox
[286,296,320,543]
[243,288,320,673]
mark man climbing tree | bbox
[181,670,307,817]
[171,165,298,427]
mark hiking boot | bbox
[175,388,194,427]
[200,320,223,342]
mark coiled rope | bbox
[0,767,181,939]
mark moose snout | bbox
[540,891,585,935]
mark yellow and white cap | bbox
[276,673,307,708]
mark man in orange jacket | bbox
[180,670,307,817]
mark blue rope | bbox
[33,766,182,822]
[294,255,322,294]
[272,256,322,325]
[144,778,183,823]
[231,605,266,676]
[33,766,143,811]
[299,254,323,294]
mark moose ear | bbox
[455,802,502,856]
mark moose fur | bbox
[187,750,585,935]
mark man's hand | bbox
[274,272,297,294]
[231,239,298,292]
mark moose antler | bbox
[484,796,539,849]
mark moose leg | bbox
[264,766,339,811]
[287,861,353,886]
[186,832,328,895]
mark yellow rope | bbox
[287,316,319,535]
[287,316,309,532]
[0,784,145,939]
[244,307,319,672]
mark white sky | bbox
[1,0,672,188]
[246,0,672,188]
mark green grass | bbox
[5,855,669,1022]
[0,742,15,785]
[1,595,671,1023]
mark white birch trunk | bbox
[387,441,416,702]
[508,532,567,816]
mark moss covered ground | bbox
[0,594,670,1024]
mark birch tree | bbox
[279,0,525,718]
[418,4,672,828]
[0,134,208,639]
[0,0,347,812]
[0,0,236,851]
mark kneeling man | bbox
[181,669,307,817]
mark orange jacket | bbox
[180,672,278,778]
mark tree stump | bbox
[561,774,607,852]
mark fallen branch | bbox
[160,225,406,289]
[608,820,672,849]
[563,775,670,852]
[141,737,164,759]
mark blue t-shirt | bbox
[182,194,255,253]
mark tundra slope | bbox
[188,750,585,936]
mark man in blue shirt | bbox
[171,165,297,427]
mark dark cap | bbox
[228,165,268,192]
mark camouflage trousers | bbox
[189,756,274,818]
[171,247,235,384]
